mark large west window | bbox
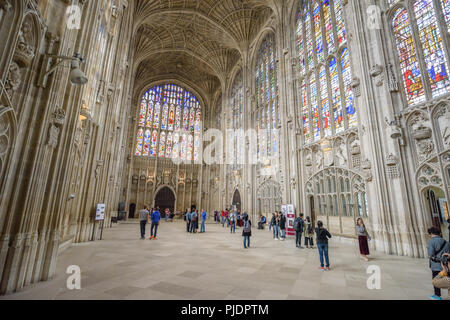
[135,83,202,161]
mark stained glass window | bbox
[391,1,449,105]
[301,79,310,141]
[320,66,331,137]
[414,0,450,98]
[172,133,179,159]
[187,135,193,161]
[139,101,146,127]
[168,105,175,131]
[341,48,356,127]
[255,33,279,162]
[297,9,306,74]
[392,8,424,105]
[194,135,200,161]
[323,0,335,55]
[150,130,158,157]
[330,57,344,133]
[305,10,314,69]
[442,0,450,34]
[143,130,151,157]
[334,0,346,45]
[161,103,169,130]
[310,75,320,140]
[314,1,324,62]
[159,132,166,158]
[135,129,143,156]
[135,83,202,161]
[166,132,173,158]
[296,0,358,144]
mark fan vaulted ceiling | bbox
[132,0,275,101]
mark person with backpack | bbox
[294,214,305,248]
[316,221,332,271]
[186,209,192,233]
[304,216,314,248]
[278,212,286,241]
[270,213,279,240]
[139,205,150,240]
[242,215,252,249]
[191,210,199,233]
[230,210,236,234]
[427,227,450,300]
[150,208,161,240]
[356,217,371,262]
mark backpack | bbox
[243,220,251,233]
[317,228,329,242]
[293,219,300,231]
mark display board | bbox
[95,204,106,221]
[285,204,296,237]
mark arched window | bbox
[296,0,357,144]
[389,0,450,105]
[255,33,279,161]
[135,83,202,161]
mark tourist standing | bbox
[356,218,371,262]
[270,213,279,240]
[294,214,305,248]
[278,212,286,241]
[225,209,230,227]
[200,209,207,233]
[139,205,150,240]
[150,208,161,240]
[186,209,192,233]
[304,216,314,249]
[230,210,236,234]
[191,210,198,233]
[242,215,252,249]
[221,210,225,227]
[427,226,449,300]
[316,221,332,271]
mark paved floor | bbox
[1,221,444,300]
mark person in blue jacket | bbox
[150,208,161,240]
[200,209,207,233]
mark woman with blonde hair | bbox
[356,217,371,262]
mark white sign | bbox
[95,204,106,221]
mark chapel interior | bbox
[0,0,449,298]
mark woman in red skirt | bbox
[356,218,371,262]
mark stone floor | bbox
[0,221,445,300]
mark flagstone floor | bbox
[0,221,443,300]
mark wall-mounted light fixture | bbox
[38,53,88,88]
